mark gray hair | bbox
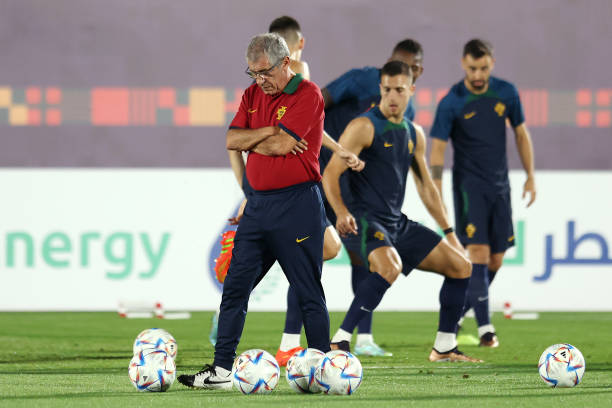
[246,33,290,65]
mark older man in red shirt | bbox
[178,33,330,390]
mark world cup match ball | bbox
[231,349,280,394]
[538,343,586,387]
[314,350,363,395]
[133,328,178,359]
[286,348,326,393]
[128,348,176,392]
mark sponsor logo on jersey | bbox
[464,111,476,119]
[296,236,310,243]
[374,231,385,241]
[408,138,414,154]
[248,108,257,113]
[276,106,287,120]
[384,142,393,148]
[494,102,506,117]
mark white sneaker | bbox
[177,364,232,390]
[354,340,393,357]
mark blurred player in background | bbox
[324,61,481,362]
[318,39,424,356]
[217,16,363,367]
[429,39,536,348]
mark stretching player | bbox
[429,39,536,347]
[319,39,424,356]
[324,61,481,363]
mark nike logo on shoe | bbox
[203,377,231,385]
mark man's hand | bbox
[336,211,358,237]
[445,232,465,254]
[337,147,365,172]
[291,139,308,155]
[228,199,247,225]
[523,177,536,207]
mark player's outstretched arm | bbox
[322,117,373,236]
[411,126,463,252]
[514,123,536,207]
[322,131,365,172]
[429,138,447,198]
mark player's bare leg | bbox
[323,225,342,261]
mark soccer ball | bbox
[314,350,363,395]
[128,348,176,392]
[231,349,280,394]
[538,343,586,387]
[133,328,177,359]
[286,348,326,393]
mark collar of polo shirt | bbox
[282,73,303,95]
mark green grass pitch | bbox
[1,311,611,407]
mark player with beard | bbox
[429,39,536,347]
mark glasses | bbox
[245,59,283,80]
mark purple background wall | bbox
[1,0,611,168]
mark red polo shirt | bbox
[229,74,324,191]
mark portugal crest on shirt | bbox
[494,102,506,117]
[276,106,287,120]
[374,231,385,241]
[466,223,476,239]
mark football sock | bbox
[478,324,496,338]
[439,276,470,333]
[433,331,457,353]
[283,286,303,334]
[339,272,390,334]
[279,333,301,351]
[351,264,374,334]
[356,333,373,345]
[331,328,352,343]
[466,264,491,327]
[461,269,498,319]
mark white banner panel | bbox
[1,170,611,311]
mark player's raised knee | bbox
[455,256,472,279]
[371,264,402,284]
[323,228,342,261]
[445,254,471,279]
